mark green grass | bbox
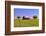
[14,19,39,27]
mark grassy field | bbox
[14,19,39,27]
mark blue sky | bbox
[14,8,39,17]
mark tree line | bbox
[17,16,38,20]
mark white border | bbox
[11,5,42,32]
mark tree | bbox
[17,16,20,19]
[17,16,21,26]
[23,16,25,20]
[33,16,37,19]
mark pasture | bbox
[14,19,39,27]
